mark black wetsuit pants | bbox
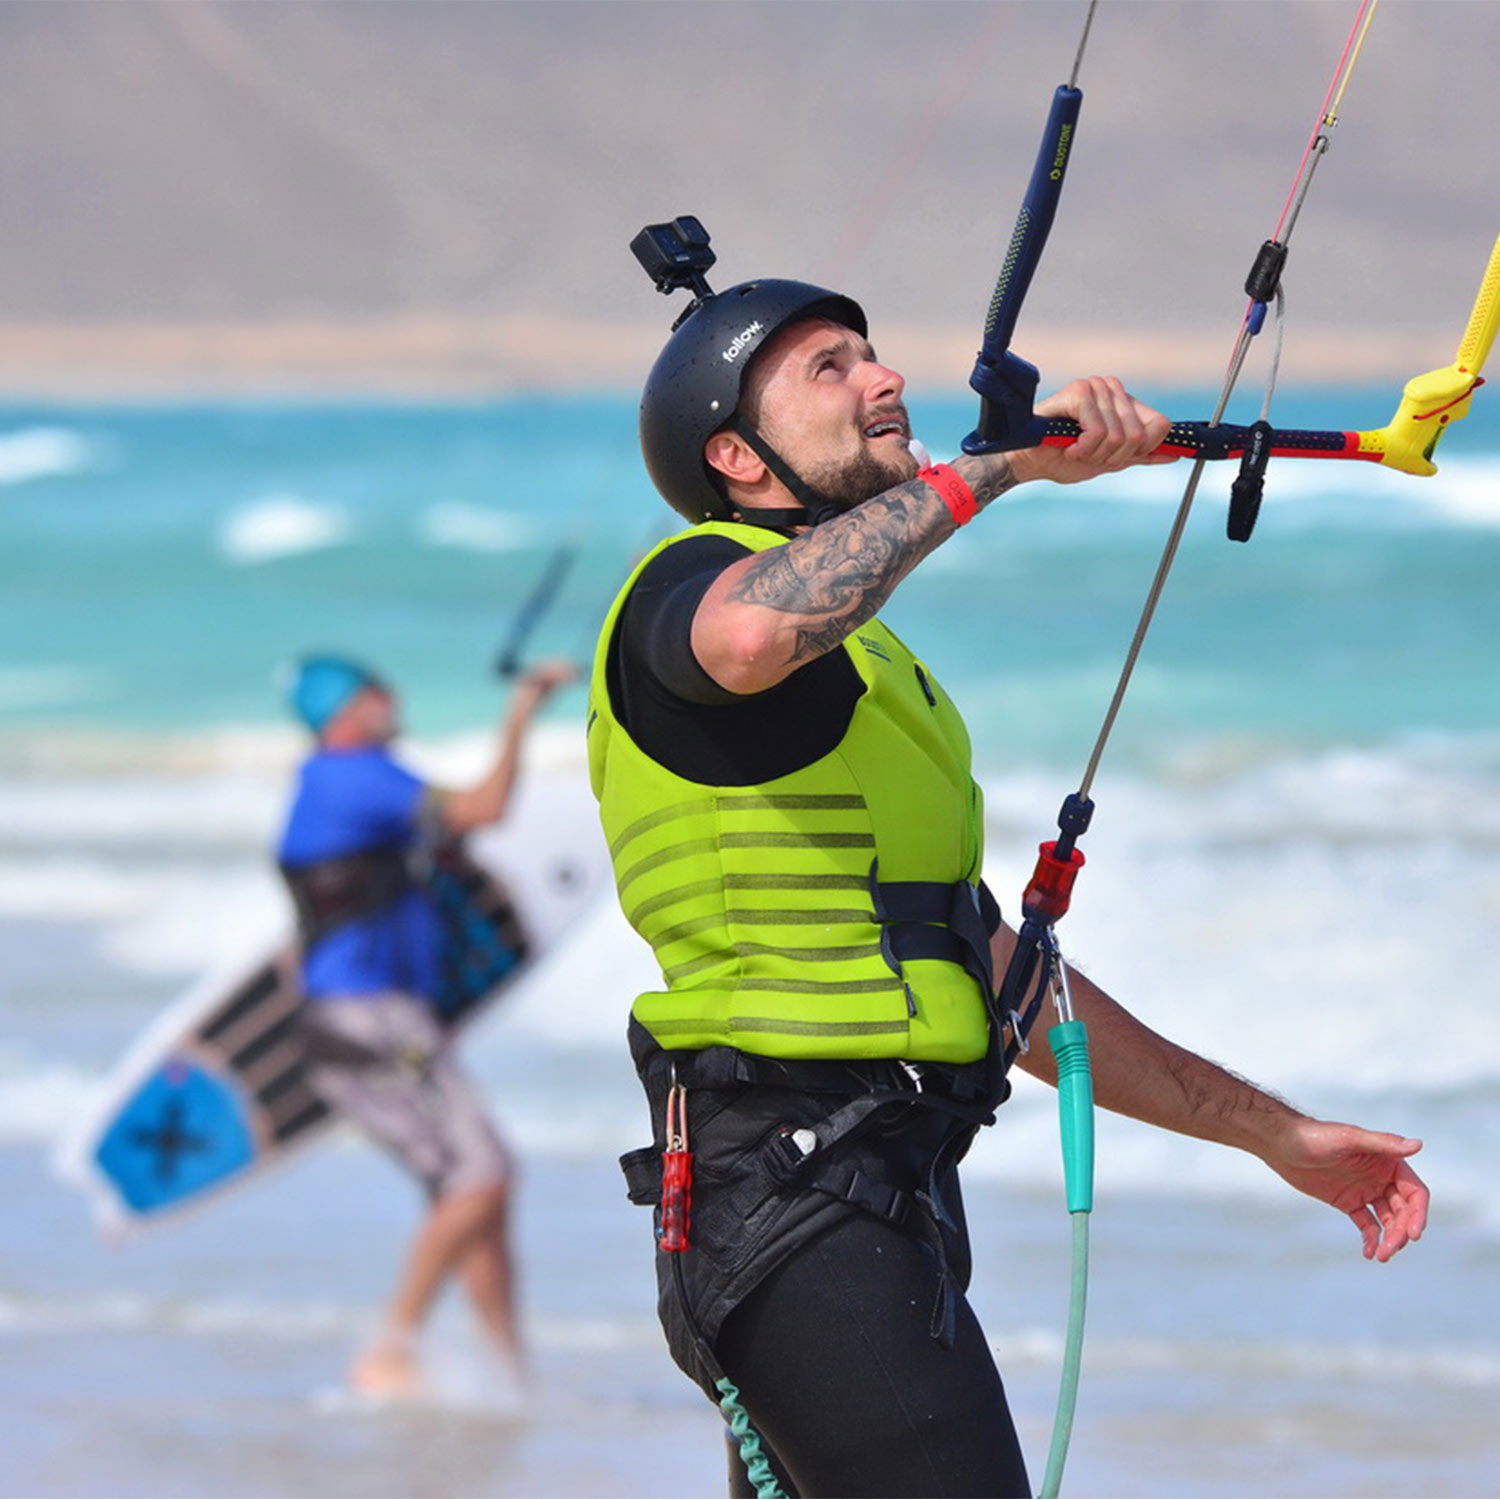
[624,1025,1029,1497]
[717,1210,1031,1499]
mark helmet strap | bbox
[729,417,842,528]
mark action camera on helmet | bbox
[632,215,867,524]
[631,216,717,311]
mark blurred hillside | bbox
[1,0,1497,393]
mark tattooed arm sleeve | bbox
[693,453,1021,694]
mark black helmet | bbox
[640,278,867,523]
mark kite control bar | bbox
[963,83,1084,454]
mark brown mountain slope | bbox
[1,0,1495,391]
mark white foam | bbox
[0,1290,362,1340]
[97,865,286,975]
[1404,454,1500,526]
[0,775,284,848]
[0,1058,106,1143]
[0,855,171,922]
[0,425,95,486]
[979,742,1500,1097]
[0,721,584,846]
[2,725,1495,1205]
[0,1289,654,1364]
[399,720,589,787]
[217,494,351,563]
[417,501,533,552]
[989,446,1500,528]
[0,849,284,980]
[0,723,305,778]
[995,1328,1500,1388]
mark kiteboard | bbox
[56,777,610,1238]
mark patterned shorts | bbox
[295,991,511,1199]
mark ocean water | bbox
[1,392,1498,1499]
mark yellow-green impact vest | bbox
[587,521,991,1064]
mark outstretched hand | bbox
[1267,1119,1429,1263]
[517,658,580,701]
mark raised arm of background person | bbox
[691,377,1174,696]
[437,660,578,834]
[992,922,1430,1263]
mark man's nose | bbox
[863,360,904,403]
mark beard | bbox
[795,439,920,516]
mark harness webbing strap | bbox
[869,867,1000,1004]
[279,844,411,948]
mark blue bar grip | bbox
[964,85,1084,454]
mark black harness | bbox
[622,1028,1007,1397]
[279,844,412,949]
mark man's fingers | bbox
[1349,1204,1381,1259]
[1061,378,1170,469]
[1348,1168,1429,1262]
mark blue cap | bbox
[283,655,385,732]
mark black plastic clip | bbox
[1244,240,1288,336]
[1245,239,1288,304]
[1228,419,1274,542]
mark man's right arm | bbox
[692,376,1172,695]
[437,660,576,834]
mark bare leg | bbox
[353,1180,508,1394]
[459,1182,524,1368]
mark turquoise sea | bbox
[2,392,1498,1498]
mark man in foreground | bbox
[588,261,1428,1495]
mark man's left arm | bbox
[994,922,1430,1262]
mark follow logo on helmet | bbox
[721,322,765,363]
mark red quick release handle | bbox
[659,1150,693,1253]
[1022,840,1086,923]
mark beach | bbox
[5,1,1500,1492]
[0,315,1464,400]
[2,393,1497,1498]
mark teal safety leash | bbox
[716,1377,783,1499]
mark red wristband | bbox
[918,463,978,526]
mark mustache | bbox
[863,403,910,430]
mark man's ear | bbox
[703,429,766,487]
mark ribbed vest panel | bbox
[588,521,991,1064]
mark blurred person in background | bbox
[277,653,574,1396]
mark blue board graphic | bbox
[93,1056,256,1213]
